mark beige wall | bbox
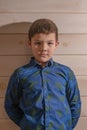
[0,0,87,129]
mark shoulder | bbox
[53,61,72,71]
[10,63,31,79]
[53,61,76,78]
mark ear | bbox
[55,41,59,48]
[28,40,31,48]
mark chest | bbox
[20,69,67,97]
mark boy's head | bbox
[28,18,59,67]
[28,18,58,42]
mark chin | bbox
[40,58,48,62]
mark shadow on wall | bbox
[0,22,32,77]
[0,22,32,34]
[0,22,32,55]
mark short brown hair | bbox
[28,18,58,41]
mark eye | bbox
[48,42,54,45]
[34,41,41,45]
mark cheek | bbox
[32,48,39,55]
[31,45,38,51]
[50,47,56,52]
[48,50,55,55]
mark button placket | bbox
[41,68,49,127]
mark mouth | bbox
[40,53,48,57]
[38,51,48,58]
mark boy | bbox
[4,18,81,130]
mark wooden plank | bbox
[0,98,8,119]
[0,0,87,13]
[0,56,31,77]
[59,34,87,54]
[74,117,87,130]
[54,55,87,76]
[77,76,87,96]
[0,96,86,119]
[0,34,32,55]
[0,77,8,98]
[0,55,87,76]
[1,13,87,33]
[0,34,87,55]
[0,76,87,98]
[0,119,19,130]
[81,97,87,117]
[0,22,31,34]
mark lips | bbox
[40,55,46,57]
[38,51,48,57]
[41,53,47,55]
[38,52,47,55]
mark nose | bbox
[40,43,47,51]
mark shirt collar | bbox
[29,57,53,67]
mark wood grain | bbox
[0,34,87,55]
[0,0,87,13]
[1,13,87,33]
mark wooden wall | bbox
[0,0,87,129]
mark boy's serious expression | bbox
[29,33,59,67]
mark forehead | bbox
[31,33,56,41]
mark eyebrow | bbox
[33,40,54,42]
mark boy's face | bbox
[29,33,59,66]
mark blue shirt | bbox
[4,57,81,130]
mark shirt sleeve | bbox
[4,70,23,126]
[66,69,81,129]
